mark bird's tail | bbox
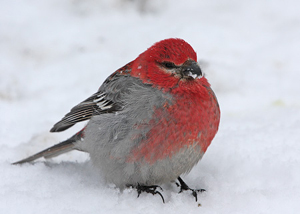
[12,129,85,165]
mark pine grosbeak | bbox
[14,38,220,202]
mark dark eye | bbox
[162,62,177,69]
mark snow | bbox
[1,0,300,213]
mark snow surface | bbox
[1,0,300,213]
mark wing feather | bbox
[50,91,118,132]
[50,62,133,132]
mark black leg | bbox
[135,184,165,203]
[177,176,205,202]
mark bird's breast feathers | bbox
[127,78,220,164]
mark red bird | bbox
[14,38,220,202]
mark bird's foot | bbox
[176,176,205,202]
[135,184,165,203]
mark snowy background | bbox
[1,0,300,213]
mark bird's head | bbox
[132,38,205,91]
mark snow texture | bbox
[1,0,300,213]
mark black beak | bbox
[181,60,202,79]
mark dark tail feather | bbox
[13,129,85,165]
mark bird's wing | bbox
[50,90,120,132]
[50,62,134,133]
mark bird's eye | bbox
[162,62,177,69]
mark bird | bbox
[13,38,220,202]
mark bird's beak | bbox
[180,60,202,79]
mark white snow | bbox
[1,0,300,213]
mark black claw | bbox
[177,176,205,202]
[135,184,165,203]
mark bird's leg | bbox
[135,184,165,203]
[176,176,205,202]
